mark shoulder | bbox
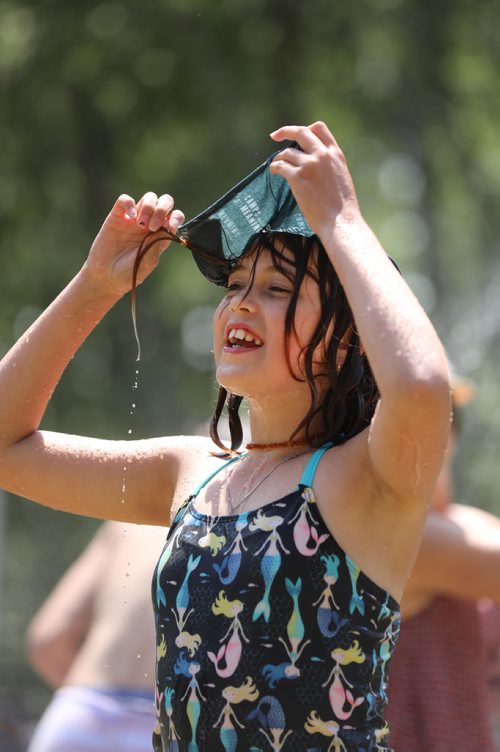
[157,434,229,520]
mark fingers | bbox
[113,193,184,235]
[112,194,138,219]
[136,192,174,232]
[270,121,337,152]
[270,124,322,153]
[308,121,337,148]
[272,146,306,167]
[166,209,185,235]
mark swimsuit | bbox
[152,445,400,751]
[27,686,155,752]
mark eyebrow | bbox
[229,263,292,276]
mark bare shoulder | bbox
[157,434,228,521]
[314,429,427,601]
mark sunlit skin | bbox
[213,247,330,445]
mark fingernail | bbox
[170,216,182,232]
[128,206,137,218]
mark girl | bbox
[0,122,450,751]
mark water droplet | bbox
[137,653,141,659]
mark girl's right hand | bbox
[82,192,185,297]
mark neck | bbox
[246,392,325,448]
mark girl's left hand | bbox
[269,122,361,236]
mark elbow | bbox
[390,363,451,421]
[25,629,64,687]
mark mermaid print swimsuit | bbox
[152,444,400,751]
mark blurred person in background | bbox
[480,598,500,750]
[386,376,500,751]
[25,521,167,752]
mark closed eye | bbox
[226,281,244,292]
[269,285,292,293]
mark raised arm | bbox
[0,194,186,524]
[270,122,450,504]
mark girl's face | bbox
[213,245,323,401]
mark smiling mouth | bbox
[226,328,263,348]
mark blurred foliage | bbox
[1,0,500,742]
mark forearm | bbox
[0,268,121,446]
[320,216,449,402]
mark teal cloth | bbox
[177,142,314,285]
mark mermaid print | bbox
[174,651,206,752]
[250,509,289,623]
[304,710,351,752]
[289,487,329,556]
[208,590,249,678]
[347,561,365,616]
[246,696,293,750]
[213,516,249,585]
[215,677,259,752]
[172,552,201,635]
[323,641,366,720]
[199,522,226,556]
[262,577,310,687]
[155,523,184,608]
[163,688,180,751]
[314,554,349,638]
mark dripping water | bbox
[121,367,140,506]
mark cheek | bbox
[212,304,227,356]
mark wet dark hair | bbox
[209,232,380,454]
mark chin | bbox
[216,366,270,399]
[215,368,248,397]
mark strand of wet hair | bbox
[131,229,231,359]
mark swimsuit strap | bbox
[191,440,335,500]
[191,453,245,498]
[299,441,334,488]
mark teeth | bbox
[227,328,262,346]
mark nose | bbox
[229,287,257,313]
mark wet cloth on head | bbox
[175,143,314,286]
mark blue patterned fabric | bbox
[152,447,400,751]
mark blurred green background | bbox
[1,0,500,747]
